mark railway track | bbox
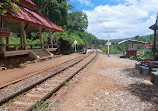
[0,53,91,102]
[0,52,89,89]
[0,50,97,111]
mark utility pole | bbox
[107,35,111,57]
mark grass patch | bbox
[33,100,49,111]
[64,81,69,87]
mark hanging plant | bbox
[0,0,19,15]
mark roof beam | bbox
[52,31,55,34]
[0,17,3,27]
[24,23,28,30]
[42,28,45,32]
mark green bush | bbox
[101,46,122,54]
[137,50,144,59]
[129,56,136,60]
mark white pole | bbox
[108,35,110,57]
[108,39,109,57]
[75,43,76,53]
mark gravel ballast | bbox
[47,54,158,111]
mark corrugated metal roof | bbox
[118,39,146,44]
[20,0,39,9]
[3,3,62,32]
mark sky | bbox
[68,0,158,40]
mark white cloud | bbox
[84,0,158,39]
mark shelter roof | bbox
[1,2,62,32]
[19,0,39,9]
[149,13,158,30]
[118,39,147,45]
[149,24,158,30]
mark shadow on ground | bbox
[128,83,158,101]
[122,68,158,110]
[122,68,146,78]
[128,83,158,111]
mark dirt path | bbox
[0,54,81,88]
[47,54,158,111]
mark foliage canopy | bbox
[0,0,19,15]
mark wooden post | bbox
[49,29,53,48]
[0,17,3,27]
[21,22,27,50]
[39,26,44,49]
[153,29,157,56]
[0,37,6,52]
[0,17,6,52]
[6,23,9,50]
[20,34,23,49]
[14,46,18,51]
[6,37,9,50]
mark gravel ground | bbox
[47,54,158,111]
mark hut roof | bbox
[118,39,147,45]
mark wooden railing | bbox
[0,44,29,46]
[0,44,54,52]
[43,44,54,48]
[30,44,54,49]
[0,44,29,51]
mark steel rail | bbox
[0,51,94,106]
[27,51,98,111]
[0,54,84,89]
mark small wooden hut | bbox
[118,39,146,58]
[0,0,62,60]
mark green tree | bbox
[67,11,88,32]
[33,0,68,26]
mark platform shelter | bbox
[0,0,62,59]
[118,39,146,58]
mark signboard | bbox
[74,40,77,44]
[0,28,10,37]
[74,40,77,53]
[106,42,111,45]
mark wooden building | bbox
[118,39,146,58]
[0,0,62,60]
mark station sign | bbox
[0,28,10,37]
[106,42,111,45]
[74,40,77,44]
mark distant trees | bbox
[33,0,68,26]
[67,11,88,32]
[33,0,95,50]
